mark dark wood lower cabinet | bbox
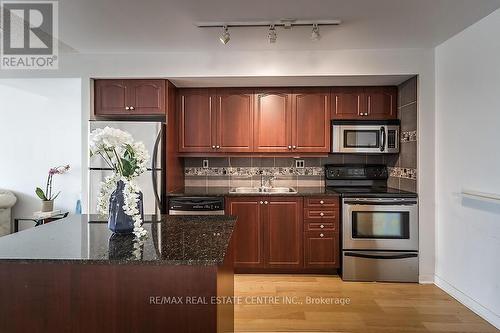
[226,198,264,268]
[264,198,303,269]
[228,196,339,273]
[304,231,340,268]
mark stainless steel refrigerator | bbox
[88,121,165,215]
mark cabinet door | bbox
[178,89,215,152]
[94,80,128,115]
[253,90,292,152]
[331,87,365,119]
[127,80,165,115]
[216,89,254,152]
[264,197,303,268]
[226,198,264,268]
[365,86,397,119]
[304,231,339,268]
[292,89,330,152]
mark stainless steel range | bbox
[325,164,419,282]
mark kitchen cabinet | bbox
[331,86,397,120]
[304,231,339,268]
[216,89,254,152]
[95,79,165,116]
[303,196,340,269]
[253,90,292,152]
[226,198,264,268]
[264,198,303,268]
[226,196,303,270]
[291,89,330,153]
[178,89,215,152]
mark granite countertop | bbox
[0,214,236,266]
[168,186,341,197]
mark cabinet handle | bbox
[216,145,220,149]
[260,201,264,205]
[130,106,135,110]
[264,201,268,205]
[320,224,325,229]
[125,106,130,110]
[320,233,324,238]
[288,145,292,149]
[212,145,216,149]
[320,212,324,217]
[320,200,324,204]
[292,145,296,149]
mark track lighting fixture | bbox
[219,25,230,44]
[268,25,277,43]
[311,24,320,41]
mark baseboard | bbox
[435,275,500,330]
[418,274,435,284]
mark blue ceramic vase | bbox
[108,180,144,234]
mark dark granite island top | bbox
[0,214,236,265]
[0,214,236,333]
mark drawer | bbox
[304,208,338,220]
[305,222,337,232]
[305,197,338,208]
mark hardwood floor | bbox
[234,274,498,333]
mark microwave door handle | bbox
[380,126,386,152]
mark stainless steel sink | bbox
[229,187,297,194]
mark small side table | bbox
[14,212,69,233]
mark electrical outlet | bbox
[295,159,305,169]
[202,160,209,169]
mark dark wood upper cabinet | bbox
[216,89,254,153]
[331,86,397,120]
[95,80,128,115]
[264,198,303,268]
[292,89,330,153]
[365,86,397,119]
[178,89,215,152]
[226,198,264,268]
[95,79,165,116]
[253,90,292,153]
[127,80,165,115]
[331,87,365,119]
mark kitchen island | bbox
[0,214,236,333]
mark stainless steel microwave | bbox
[331,120,400,154]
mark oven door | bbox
[342,198,418,251]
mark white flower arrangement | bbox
[90,127,150,238]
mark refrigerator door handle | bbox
[151,127,162,210]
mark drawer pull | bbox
[260,201,264,204]
[320,200,324,204]
[320,233,324,238]
[320,212,324,216]
[320,224,325,229]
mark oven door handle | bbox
[343,200,417,205]
[344,252,418,260]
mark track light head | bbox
[219,26,230,44]
[311,24,320,41]
[268,25,277,43]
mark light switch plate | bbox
[202,160,209,169]
[295,159,305,169]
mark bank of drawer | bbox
[305,221,337,232]
[305,197,339,208]
[304,208,338,220]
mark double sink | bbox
[229,187,298,194]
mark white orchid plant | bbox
[89,127,149,238]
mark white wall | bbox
[0,47,436,281]
[0,79,82,224]
[435,10,500,329]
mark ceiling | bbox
[58,0,500,53]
